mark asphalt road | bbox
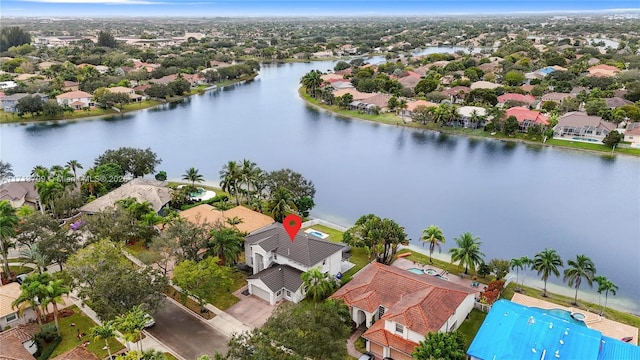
[146,299,229,359]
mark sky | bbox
[1,0,639,17]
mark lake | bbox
[1,52,639,313]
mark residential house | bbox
[623,123,640,148]
[399,100,437,118]
[521,84,535,93]
[1,93,48,113]
[0,181,39,209]
[468,300,640,360]
[457,106,487,128]
[505,107,550,132]
[330,263,475,360]
[56,90,93,110]
[497,93,537,107]
[0,327,38,360]
[397,71,422,90]
[321,73,346,82]
[553,112,616,143]
[180,204,274,234]
[541,92,575,104]
[78,178,172,215]
[107,86,144,102]
[0,283,37,329]
[587,64,621,77]
[245,223,346,305]
[62,81,79,92]
[352,93,393,113]
[604,97,633,109]
[470,81,501,90]
[312,50,334,58]
[442,86,471,104]
[332,88,372,101]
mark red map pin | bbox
[283,214,302,242]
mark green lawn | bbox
[501,282,640,329]
[457,309,487,350]
[306,225,371,284]
[8,265,34,275]
[48,306,124,359]
[124,240,147,256]
[545,138,640,155]
[210,270,247,310]
[303,224,344,242]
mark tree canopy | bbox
[94,147,161,178]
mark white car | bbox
[143,313,155,328]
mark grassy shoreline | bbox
[0,76,256,125]
[299,87,640,157]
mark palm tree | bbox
[300,70,323,98]
[12,277,44,327]
[595,277,618,316]
[20,247,49,274]
[35,180,64,212]
[31,165,49,179]
[268,187,297,223]
[114,305,148,353]
[182,167,204,187]
[66,160,83,182]
[398,99,408,122]
[0,200,19,278]
[420,225,445,263]
[533,248,564,297]
[90,321,117,359]
[593,275,607,313]
[449,232,485,275]
[0,161,14,180]
[510,256,531,292]
[40,277,70,336]
[208,227,244,265]
[301,267,335,306]
[226,216,243,229]
[240,159,258,203]
[219,161,241,206]
[563,254,596,305]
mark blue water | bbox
[545,309,587,327]
[407,268,425,275]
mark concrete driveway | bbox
[225,286,277,328]
[146,298,229,359]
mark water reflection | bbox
[103,114,135,123]
[467,137,481,151]
[524,143,544,154]
[410,130,429,145]
[599,154,617,164]
[396,129,406,150]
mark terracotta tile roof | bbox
[587,64,620,72]
[51,345,99,360]
[330,262,473,333]
[180,204,274,234]
[56,91,92,99]
[521,84,535,92]
[442,86,471,96]
[406,100,437,111]
[498,93,537,104]
[332,88,372,100]
[0,327,36,360]
[0,283,26,318]
[360,93,392,108]
[505,107,549,125]
[362,321,418,356]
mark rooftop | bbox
[180,204,274,234]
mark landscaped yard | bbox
[48,306,124,359]
[210,270,247,310]
[166,287,216,320]
[457,309,487,350]
[395,249,493,284]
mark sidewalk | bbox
[346,326,365,358]
[68,292,182,359]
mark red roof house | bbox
[505,107,550,131]
[330,263,475,360]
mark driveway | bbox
[225,286,277,328]
[146,298,229,359]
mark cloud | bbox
[18,0,162,4]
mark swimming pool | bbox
[572,137,599,142]
[407,268,425,275]
[425,269,438,275]
[545,309,587,326]
[304,228,330,239]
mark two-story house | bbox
[0,283,37,329]
[55,90,94,110]
[1,93,49,113]
[245,223,346,305]
[331,263,476,360]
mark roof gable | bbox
[248,264,304,293]
[246,223,345,267]
[79,178,172,214]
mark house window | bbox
[5,312,18,323]
[378,306,386,318]
[274,253,277,260]
[395,323,404,334]
[276,290,282,296]
[322,259,326,265]
[286,290,291,297]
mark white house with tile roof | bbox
[245,223,346,305]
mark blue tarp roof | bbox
[467,300,640,360]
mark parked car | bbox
[16,274,28,284]
[143,313,155,328]
[358,353,374,360]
